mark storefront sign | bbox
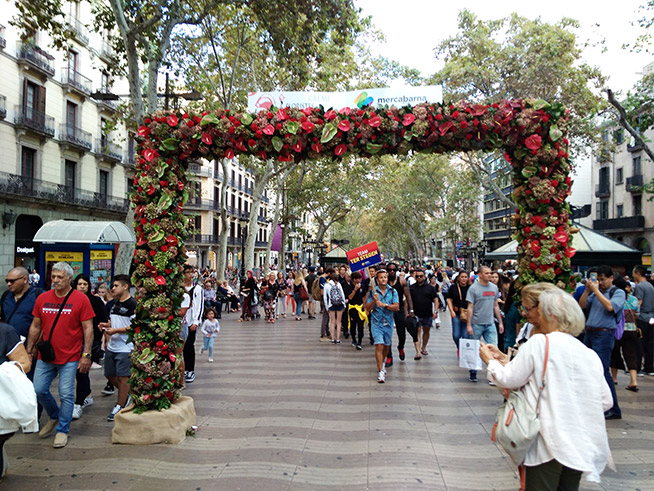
[643,255,652,266]
[248,86,443,112]
[347,241,382,273]
[16,246,35,254]
[91,250,113,260]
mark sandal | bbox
[414,355,422,360]
[626,385,639,392]
[421,350,428,356]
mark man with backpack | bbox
[579,265,625,420]
[1,266,42,379]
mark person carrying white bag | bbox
[0,322,37,479]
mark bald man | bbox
[1,266,43,379]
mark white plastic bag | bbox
[0,361,38,433]
[458,339,483,371]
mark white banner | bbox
[247,86,443,113]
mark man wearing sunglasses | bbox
[1,267,43,378]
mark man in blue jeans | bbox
[465,266,504,383]
[579,265,625,420]
[27,262,94,448]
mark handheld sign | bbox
[347,241,382,273]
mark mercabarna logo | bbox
[354,92,373,108]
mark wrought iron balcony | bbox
[66,15,89,44]
[0,171,129,213]
[17,42,55,77]
[227,236,240,246]
[61,66,92,95]
[96,139,123,163]
[59,124,92,151]
[255,240,267,248]
[262,195,269,204]
[0,95,6,119]
[0,25,6,49]
[14,106,55,137]
[188,162,213,178]
[185,196,214,210]
[99,40,114,61]
[593,215,645,232]
[595,183,610,198]
[627,141,643,153]
[626,174,643,193]
[186,234,221,245]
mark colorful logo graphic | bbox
[354,91,373,108]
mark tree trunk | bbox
[244,160,275,273]
[215,158,230,281]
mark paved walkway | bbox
[3,311,654,490]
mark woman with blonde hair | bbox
[292,270,307,321]
[481,289,612,489]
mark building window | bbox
[99,170,109,197]
[66,101,78,128]
[614,129,624,144]
[100,71,110,92]
[633,195,642,216]
[598,166,609,189]
[68,49,78,73]
[633,156,642,175]
[600,200,609,220]
[616,167,623,185]
[21,146,36,178]
[617,204,624,218]
[194,215,201,233]
[65,160,76,189]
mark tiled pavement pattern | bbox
[3,313,654,490]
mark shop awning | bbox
[33,220,135,244]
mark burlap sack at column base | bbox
[112,396,196,445]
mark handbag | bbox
[299,285,310,301]
[457,284,468,322]
[458,338,483,371]
[0,360,38,433]
[35,289,73,363]
[491,334,549,467]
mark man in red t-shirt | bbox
[26,262,94,449]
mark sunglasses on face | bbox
[5,276,26,284]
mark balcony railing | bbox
[99,40,114,60]
[185,196,214,210]
[255,240,267,248]
[66,15,89,44]
[593,215,645,232]
[96,139,123,163]
[186,234,221,245]
[595,184,610,198]
[61,66,92,95]
[14,106,55,137]
[0,171,129,213]
[0,24,6,49]
[188,162,213,178]
[227,236,240,246]
[627,141,643,153]
[262,195,269,204]
[59,124,93,151]
[0,95,6,119]
[17,42,55,77]
[626,174,643,193]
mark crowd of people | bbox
[1,259,653,489]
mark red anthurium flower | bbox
[525,134,542,151]
[146,184,155,195]
[167,114,179,127]
[262,124,275,135]
[155,275,166,285]
[302,120,315,133]
[177,181,184,191]
[325,110,337,121]
[137,125,150,137]
[564,247,576,258]
[169,354,176,363]
[143,149,157,162]
[257,150,267,159]
[337,120,351,132]
[471,104,487,116]
[278,154,293,162]
[334,144,347,156]
[402,114,416,126]
[292,142,302,153]
[438,122,455,135]
[248,139,257,148]
[201,133,213,145]
[166,235,178,246]
[225,148,235,159]
[311,143,322,153]
[276,108,289,120]
[554,230,569,244]
[368,116,381,127]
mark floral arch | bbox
[129,99,575,412]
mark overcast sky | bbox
[356,0,653,94]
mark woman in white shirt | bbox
[480,289,612,490]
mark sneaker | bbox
[102,383,115,396]
[352,342,357,347]
[385,357,393,367]
[107,404,122,422]
[434,322,440,329]
[638,371,645,377]
[648,372,654,376]
[469,375,478,383]
[53,432,68,448]
[72,404,83,420]
[335,340,342,344]
[377,370,386,383]
[38,419,58,438]
[488,380,496,386]
[82,396,94,408]
[185,371,196,383]
[208,357,214,362]
[356,344,362,350]
[320,336,330,342]
[398,349,405,361]
[200,348,204,354]
[90,362,102,370]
